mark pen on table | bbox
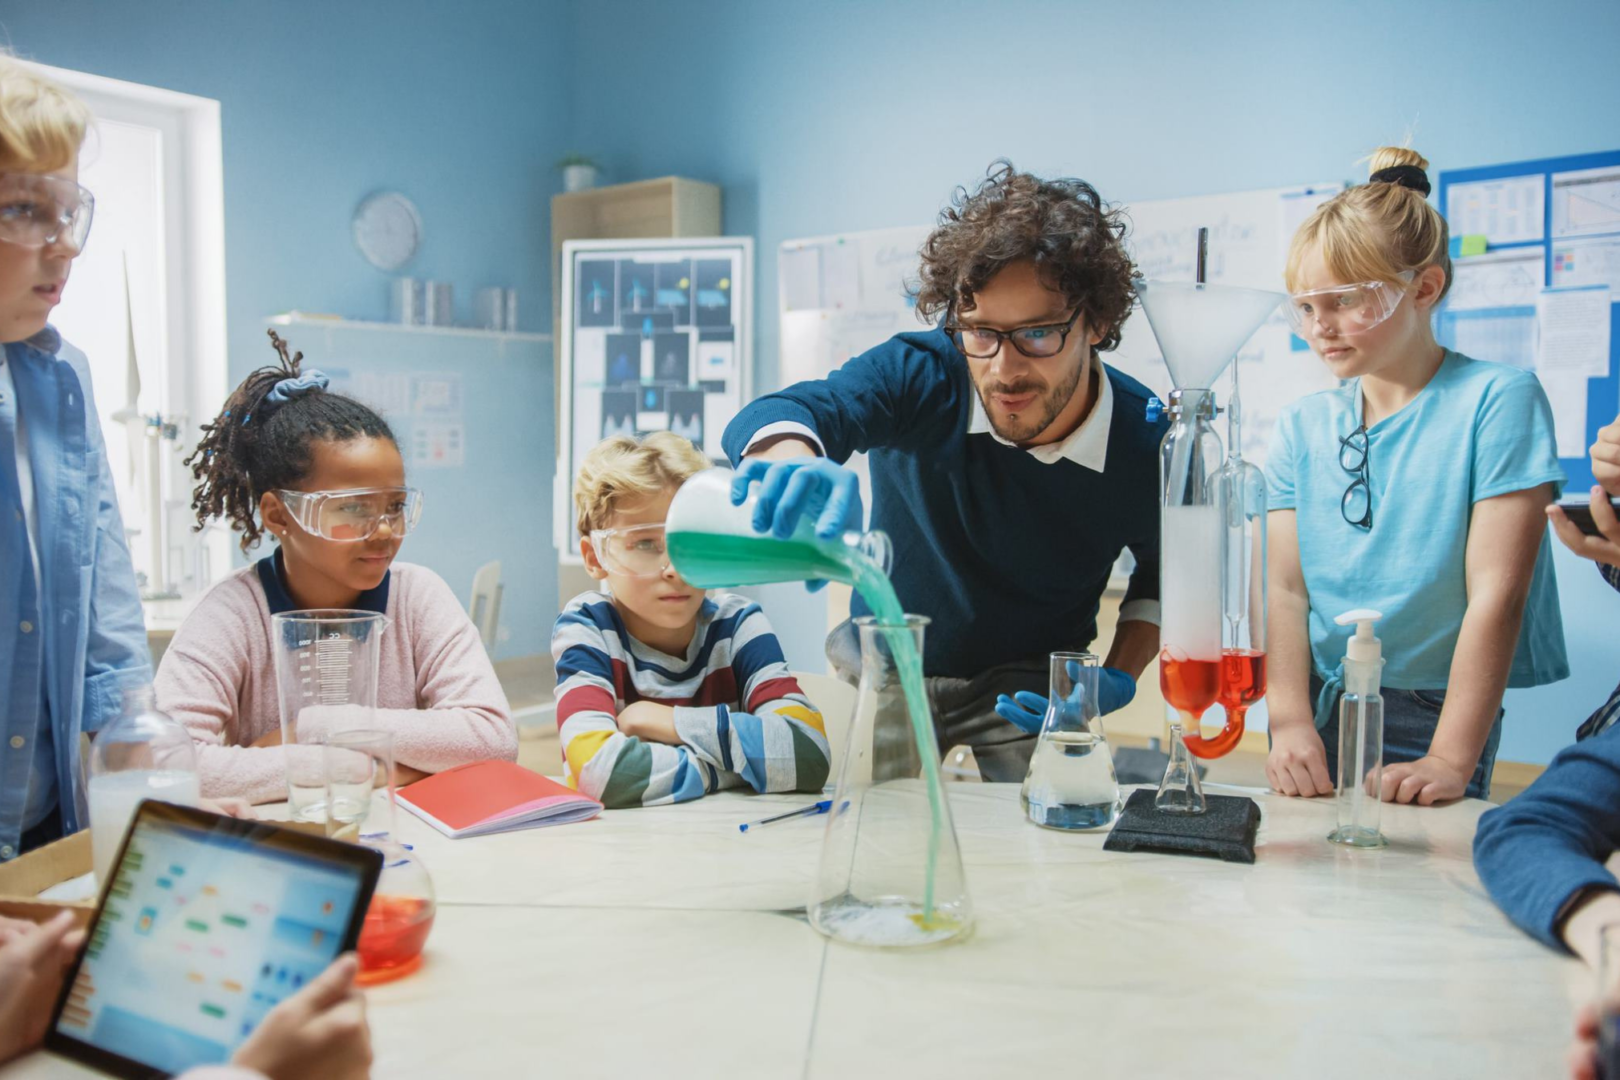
[739,799,834,833]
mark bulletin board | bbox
[555,237,753,560]
[1437,150,1620,490]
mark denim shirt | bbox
[0,327,150,859]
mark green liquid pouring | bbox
[666,530,947,919]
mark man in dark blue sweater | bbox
[722,164,1166,781]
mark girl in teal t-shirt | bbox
[1263,145,1566,805]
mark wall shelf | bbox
[267,312,552,344]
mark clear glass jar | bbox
[87,685,198,885]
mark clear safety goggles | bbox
[0,172,95,251]
[275,487,423,542]
[589,523,671,579]
[1282,271,1414,337]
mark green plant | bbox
[556,153,599,170]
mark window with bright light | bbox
[22,62,227,606]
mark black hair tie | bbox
[1369,164,1431,197]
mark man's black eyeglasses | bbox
[1339,425,1372,530]
[945,306,1084,359]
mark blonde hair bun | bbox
[1285,142,1450,302]
[1367,145,1430,176]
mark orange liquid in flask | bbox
[356,895,434,984]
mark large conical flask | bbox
[665,468,891,589]
[271,609,388,822]
[1156,389,1224,814]
[809,616,972,948]
[1021,653,1121,830]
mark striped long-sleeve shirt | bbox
[552,591,830,808]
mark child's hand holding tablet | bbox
[38,802,383,1079]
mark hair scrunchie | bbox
[264,370,330,405]
[1369,164,1431,197]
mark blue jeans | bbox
[1310,675,1504,800]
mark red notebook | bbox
[395,761,602,838]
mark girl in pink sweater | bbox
[155,332,516,803]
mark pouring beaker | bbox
[665,467,891,589]
[271,609,388,821]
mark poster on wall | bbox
[556,237,753,560]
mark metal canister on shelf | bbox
[424,281,454,327]
[391,278,425,326]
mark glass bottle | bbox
[1021,653,1121,830]
[1156,387,1224,814]
[88,685,199,886]
[1328,610,1387,848]
[808,616,972,948]
[323,729,436,983]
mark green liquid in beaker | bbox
[666,528,947,919]
[665,532,851,589]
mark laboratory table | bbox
[4,784,1581,1079]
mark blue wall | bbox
[567,0,1620,766]
[1,0,572,657]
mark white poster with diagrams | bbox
[557,237,753,559]
[1109,182,1347,465]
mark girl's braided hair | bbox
[185,329,396,551]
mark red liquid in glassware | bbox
[1218,649,1266,712]
[356,895,434,984]
[1180,649,1266,759]
[1159,652,1220,715]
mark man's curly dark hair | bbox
[913,161,1136,353]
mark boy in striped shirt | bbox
[553,432,830,808]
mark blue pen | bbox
[739,799,833,833]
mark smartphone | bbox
[1558,496,1620,536]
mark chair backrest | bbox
[790,671,858,781]
[468,560,503,650]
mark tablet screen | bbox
[47,804,379,1079]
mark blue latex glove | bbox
[994,665,1138,734]
[732,458,864,593]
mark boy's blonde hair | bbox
[1285,145,1452,303]
[574,432,710,537]
[0,54,90,172]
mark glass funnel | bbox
[271,609,388,821]
[808,616,972,948]
[1020,653,1120,830]
[1134,280,1284,391]
[323,729,436,985]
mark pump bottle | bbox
[1328,609,1387,848]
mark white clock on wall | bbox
[352,190,422,271]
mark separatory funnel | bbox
[1136,229,1283,814]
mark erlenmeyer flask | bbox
[808,616,972,948]
[323,730,436,984]
[1021,653,1121,830]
